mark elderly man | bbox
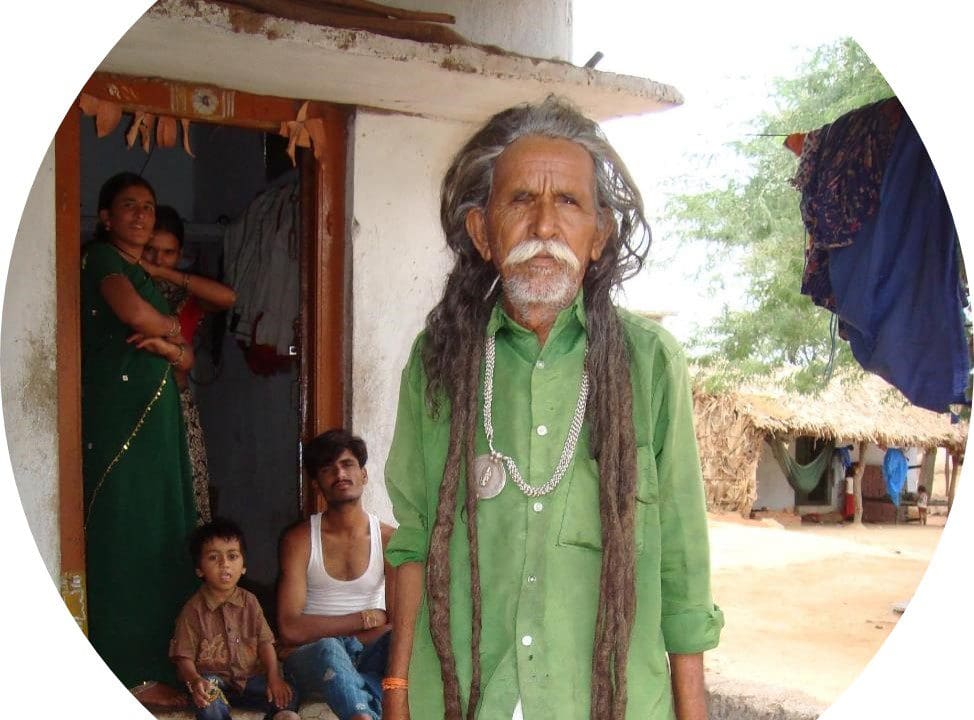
[382,97,723,720]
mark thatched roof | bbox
[692,372,967,516]
[705,373,967,451]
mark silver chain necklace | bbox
[473,334,589,500]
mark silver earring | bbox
[483,274,501,301]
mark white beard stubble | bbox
[501,239,581,315]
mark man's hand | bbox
[382,687,410,720]
[185,677,213,709]
[266,673,294,709]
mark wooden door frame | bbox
[54,72,348,624]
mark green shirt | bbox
[385,294,723,720]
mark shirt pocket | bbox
[237,635,262,675]
[557,446,658,555]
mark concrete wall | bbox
[0,144,60,581]
[755,440,926,512]
[754,440,795,511]
[863,443,921,493]
[350,110,471,522]
[381,0,573,61]
[755,438,856,512]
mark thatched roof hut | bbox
[693,373,968,516]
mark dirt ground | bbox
[704,510,946,706]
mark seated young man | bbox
[170,518,299,720]
[277,429,395,720]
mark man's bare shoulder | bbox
[280,518,312,559]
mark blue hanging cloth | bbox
[836,445,854,470]
[882,448,908,506]
[827,112,969,412]
[795,98,969,413]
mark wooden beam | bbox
[82,73,343,130]
[853,442,866,525]
[54,106,87,633]
[298,108,349,514]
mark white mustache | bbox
[502,239,580,272]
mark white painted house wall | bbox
[754,439,924,512]
[382,0,573,61]
[863,443,921,493]
[754,440,794,511]
[0,144,60,581]
[350,111,472,522]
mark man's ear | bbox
[362,467,369,486]
[466,208,491,262]
[98,208,111,227]
[590,207,614,262]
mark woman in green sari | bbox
[82,172,198,697]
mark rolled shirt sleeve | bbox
[651,341,724,653]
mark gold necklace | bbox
[110,242,142,265]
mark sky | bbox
[571,1,840,341]
[0,3,971,719]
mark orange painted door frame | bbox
[54,73,348,625]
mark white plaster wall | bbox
[863,444,921,492]
[381,0,573,60]
[754,439,796,511]
[351,111,473,523]
[0,143,59,581]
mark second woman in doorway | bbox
[141,205,237,524]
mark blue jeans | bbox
[283,632,390,720]
[195,673,299,720]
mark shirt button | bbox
[536,425,548,436]
[521,635,533,646]
[527,575,537,583]
[121,374,128,382]
[533,501,544,512]
[536,360,545,369]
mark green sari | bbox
[81,242,197,687]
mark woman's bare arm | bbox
[141,260,237,311]
[100,274,178,337]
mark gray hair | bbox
[440,94,651,290]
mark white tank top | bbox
[303,512,386,615]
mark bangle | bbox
[361,609,376,630]
[165,315,180,338]
[170,344,185,367]
[181,272,190,290]
[381,677,408,692]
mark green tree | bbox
[670,38,892,392]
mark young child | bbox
[917,484,929,526]
[170,518,300,720]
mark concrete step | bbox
[153,701,338,719]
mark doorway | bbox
[57,74,348,626]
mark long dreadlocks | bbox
[421,95,651,720]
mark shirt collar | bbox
[486,289,587,335]
[201,584,245,611]
[486,290,587,360]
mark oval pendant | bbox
[473,454,506,500]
